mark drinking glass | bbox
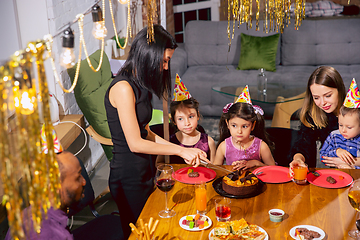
[348,179,360,239]
[155,164,176,218]
[292,163,308,185]
[195,182,207,215]
[215,197,231,222]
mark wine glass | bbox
[155,164,176,218]
[348,179,360,239]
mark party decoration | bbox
[172,73,192,101]
[235,85,252,104]
[147,0,157,43]
[227,0,305,48]
[343,78,360,108]
[41,124,63,154]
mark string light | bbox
[92,4,107,40]
[118,0,128,4]
[59,28,75,69]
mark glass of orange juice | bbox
[195,182,207,215]
[293,163,308,185]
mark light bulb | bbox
[92,21,108,40]
[60,48,75,68]
[60,28,75,68]
[118,0,128,4]
[92,5,107,40]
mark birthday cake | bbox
[222,170,261,196]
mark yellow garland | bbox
[110,0,132,49]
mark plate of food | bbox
[307,169,353,188]
[209,218,268,240]
[252,166,292,183]
[173,166,216,184]
[212,170,265,199]
[289,225,325,239]
[179,214,212,231]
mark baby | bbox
[321,78,360,168]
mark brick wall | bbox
[47,0,125,170]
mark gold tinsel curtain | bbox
[0,41,61,240]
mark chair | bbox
[266,127,299,167]
[67,50,114,161]
[271,92,306,128]
[69,157,124,240]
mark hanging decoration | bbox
[147,0,158,43]
[0,41,61,240]
[110,0,132,49]
[227,0,305,49]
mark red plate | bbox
[252,166,292,183]
[173,166,216,184]
[307,169,353,188]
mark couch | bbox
[153,18,360,117]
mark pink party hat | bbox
[235,85,252,104]
[344,78,360,108]
[41,124,63,154]
[172,73,192,101]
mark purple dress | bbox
[169,132,210,164]
[225,136,262,165]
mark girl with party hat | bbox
[156,74,216,165]
[212,86,275,170]
[321,78,360,169]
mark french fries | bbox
[130,217,159,239]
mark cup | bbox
[195,182,207,215]
[293,163,308,185]
[268,209,285,222]
[215,197,231,222]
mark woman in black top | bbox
[289,66,346,173]
[105,25,208,238]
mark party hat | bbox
[344,78,360,108]
[235,85,252,104]
[41,124,63,154]
[172,73,192,101]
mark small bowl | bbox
[268,209,285,222]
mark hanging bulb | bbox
[118,0,128,4]
[92,5,107,40]
[60,28,75,68]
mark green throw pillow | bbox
[237,33,280,72]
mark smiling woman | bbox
[289,66,346,169]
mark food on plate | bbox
[187,169,200,178]
[181,214,209,229]
[209,218,266,240]
[326,176,337,184]
[295,227,321,240]
[339,175,344,180]
[222,170,261,196]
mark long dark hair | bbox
[118,25,178,100]
[300,66,345,128]
[217,103,274,152]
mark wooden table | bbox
[53,114,84,149]
[128,164,360,240]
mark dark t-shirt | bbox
[169,132,210,164]
[289,112,338,167]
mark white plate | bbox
[179,215,212,231]
[208,226,269,240]
[289,225,326,239]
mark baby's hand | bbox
[336,148,356,165]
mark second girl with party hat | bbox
[156,74,216,165]
[321,78,360,169]
[212,85,275,170]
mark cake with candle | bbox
[222,170,261,196]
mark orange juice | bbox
[293,166,308,180]
[195,187,207,213]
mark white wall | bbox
[0,0,128,171]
